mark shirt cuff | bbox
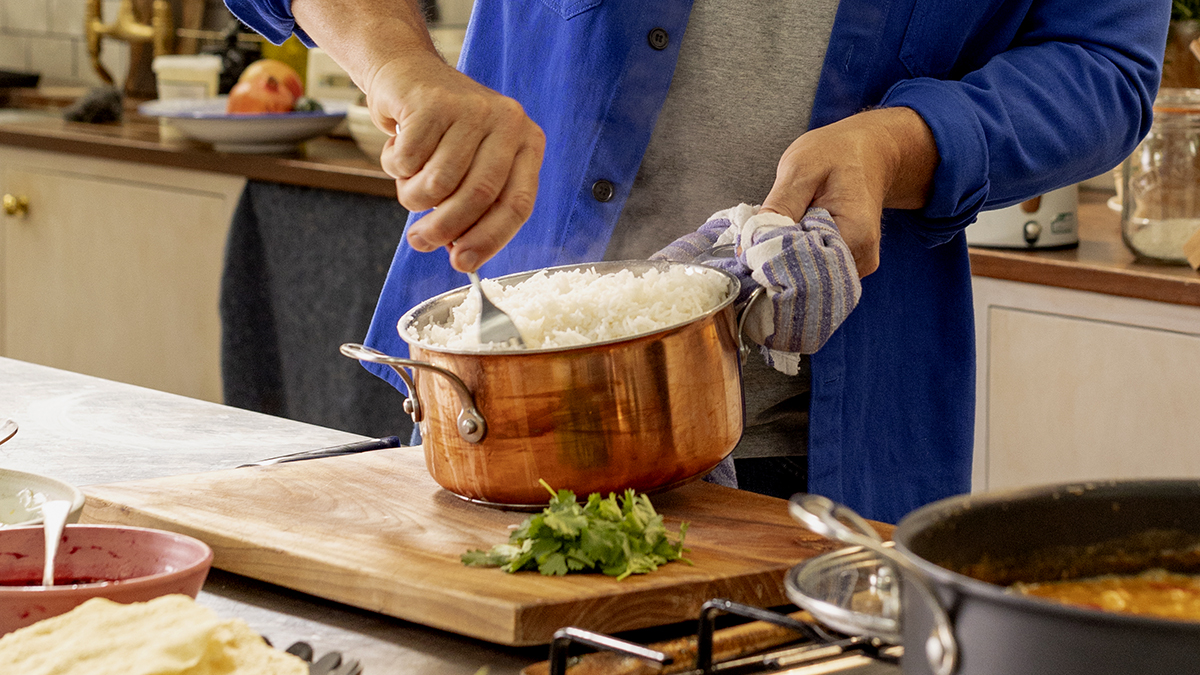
[879,77,989,246]
[224,0,316,47]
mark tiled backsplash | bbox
[0,0,472,88]
[0,0,230,87]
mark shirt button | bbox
[648,27,669,50]
[591,179,615,202]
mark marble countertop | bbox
[0,356,539,674]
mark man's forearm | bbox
[875,107,939,212]
[291,0,440,96]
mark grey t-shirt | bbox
[603,0,839,459]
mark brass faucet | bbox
[85,0,175,84]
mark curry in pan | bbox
[1013,569,1200,621]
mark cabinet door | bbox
[973,277,1200,492]
[0,150,245,403]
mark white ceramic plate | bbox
[139,97,349,154]
[0,469,85,527]
[347,104,389,163]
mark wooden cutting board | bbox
[81,447,875,646]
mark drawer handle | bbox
[3,194,29,217]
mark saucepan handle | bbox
[789,494,959,675]
[736,287,766,362]
[339,343,487,444]
[695,243,765,363]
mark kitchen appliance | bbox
[789,481,1200,675]
[342,260,745,507]
[964,184,1079,249]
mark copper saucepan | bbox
[343,260,751,507]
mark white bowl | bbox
[0,469,85,527]
[347,104,390,164]
[138,97,348,153]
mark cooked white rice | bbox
[405,265,731,350]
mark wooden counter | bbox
[0,112,397,198]
[968,191,1200,307]
[1,110,1198,304]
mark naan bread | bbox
[0,594,308,675]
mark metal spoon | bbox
[0,418,16,445]
[468,271,525,348]
[41,500,72,587]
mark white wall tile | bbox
[29,34,76,83]
[99,0,121,30]
[0,32,31,71]
[435,0,473,27]
[49,0,86,37]
[2,0,50,32]
[77,36,128,87]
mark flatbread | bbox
[0,594,308,675]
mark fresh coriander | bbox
[461,480,690,580]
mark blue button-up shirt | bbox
[226,0,1168,523]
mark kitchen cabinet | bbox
[0,147,245,402]
[971,275,1200,492]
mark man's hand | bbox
[367,53,545,272]
[292,0,545,273]
[760,107,938,278]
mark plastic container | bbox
[306,48,360,104]
[151,54,222,100]
[1121,88,1200,263]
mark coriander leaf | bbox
[566,549,593,570]
[594,495,622,522]
[529,536,561,560]
[543,508,588,537]
[461,549,508,567]
[461,483,689,579]
[539,551,569,576]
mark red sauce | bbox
[0,577,115,587]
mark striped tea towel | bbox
[651,204,861,375]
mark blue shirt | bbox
[225,0,1168,523]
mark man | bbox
[225,0,1169,522]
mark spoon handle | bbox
[0,417,17,446]
[41,500,72,587]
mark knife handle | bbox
[239,436,402,468]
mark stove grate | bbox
[544,599,901,675]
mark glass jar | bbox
[1121,88,1200,264]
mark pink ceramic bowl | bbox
[0,524,213,634]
